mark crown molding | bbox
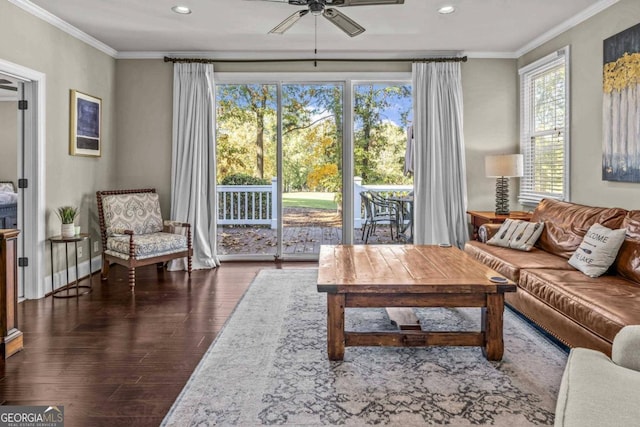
[8,0,117,58]
[463,51,518,59]
[116,50,466,60]
[515,0,619,58]
[119,50,519,60]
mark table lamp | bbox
[485,154,523,215]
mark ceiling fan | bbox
[261,0,405,37]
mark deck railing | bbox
[216,177,411,229]
[217,181,275,227]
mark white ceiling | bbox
[18,0,617,57]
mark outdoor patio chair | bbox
[96,188,192,290]
[361,191,401,243]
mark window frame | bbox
[518,46,571,206]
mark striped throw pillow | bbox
[487,219,544,251]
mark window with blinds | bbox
[519,47,570,206]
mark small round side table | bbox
[48,233,92,298]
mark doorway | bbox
[0,58,46,300]
[214,73,411,260]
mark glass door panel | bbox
[216,84,277,256]
[281,83,343,256]
[353,83,413,243]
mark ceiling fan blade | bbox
[269,10,309,34]
[0,84,18,92]
[323,8,365,37]
[331,0,404,6]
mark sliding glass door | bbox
[216,84,278,257]
[215,74,411,259]
[282,83,343,256]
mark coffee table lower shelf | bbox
[325,292,507,361]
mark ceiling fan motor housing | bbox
[309,2,324,15]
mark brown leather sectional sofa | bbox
[464,198,640,356]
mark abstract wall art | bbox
[69,90,101,157]
[602,22,640,183]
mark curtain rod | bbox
[163,56,467,64]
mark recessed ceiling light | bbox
[171,5,192,15]
[438,5,455,14]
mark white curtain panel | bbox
[412,62,470,247]
[169,62,220,270]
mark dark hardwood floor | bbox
[1,261,316,427]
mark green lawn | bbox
[282,192,337,210]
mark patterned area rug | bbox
[162,269,568,426]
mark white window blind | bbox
[519,47,570,206]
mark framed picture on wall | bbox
[69,90,101,157]
[602,22,640,183]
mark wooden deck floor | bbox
[217,225,399,255]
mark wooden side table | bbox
[49,233,92,298]
[1,229,23,359]
[467,210,533,241]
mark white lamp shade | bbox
[485,154,524,178]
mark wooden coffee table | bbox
[317,245,516,361]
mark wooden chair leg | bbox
[361,220,368,241]
[128,268,135,290]
[156,262,164,270]
[101,257,110,280]
[187,255,192,276]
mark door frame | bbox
[0,58,46,300]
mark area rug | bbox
[162,269,568,426]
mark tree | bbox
[216,84,276,180]
[353,84,411,184]
[215,82,412,190]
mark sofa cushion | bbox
[487,219,544,251]
[102,192,164,237]
[519,269,640,343]
[614,210,640,285]
[530,199,627,260]
[464,240,573,282]
[568,223,626,278]
[106,232,187,260]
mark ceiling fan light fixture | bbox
[438,5,455,14]
[171,5,192,15]
[264,0,401,37]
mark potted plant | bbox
[56,206,78,238]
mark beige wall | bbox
[115,58,518,215]
[518,0,640,209]
[0,2,117,269]
[0,101,18,183]
[462,59,519,212]
[115,60,174,211]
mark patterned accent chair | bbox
[96,189,192,290]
